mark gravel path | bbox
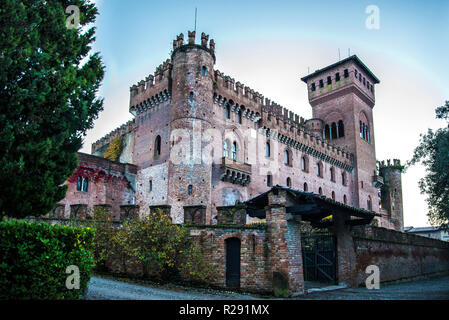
[84,276,260,300]
[84,274,449,300]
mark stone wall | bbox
[351,225,449,285]
[188,225,270,293]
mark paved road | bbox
[85,275,449,300]
[300,275,449,300]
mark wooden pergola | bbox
[244,185,380,228]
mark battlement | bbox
[172,31,215,58]
[213,69,304,125]
[259,124,354,171]
[91,119,136,154]
[129,59,172,113]
[379,159,403,170]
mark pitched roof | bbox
[300,55,380,84]
[244,185,379,227]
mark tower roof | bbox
[300,55,380,84]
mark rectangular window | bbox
[344,69,349,78]
[267,175,272,187]
[354,69,358,78]
[319,79,324,88]
[335,73,340,82]
[327,76,332,85]
[311,83,316,91]
[149,179,153,192]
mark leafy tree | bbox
[408,101,449,228]
[0,0,104,218]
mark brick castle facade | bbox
[56,31,404,231]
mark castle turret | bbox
[301,55,380,212]
[379,159,404,231]
[167,31,216,223]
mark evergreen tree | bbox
[408,101,449,228]
[0,0,104,218]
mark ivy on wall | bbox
[104,136,123,162]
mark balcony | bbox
[372,174,384,188]
[220,157,252,186]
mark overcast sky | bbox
[83,0,449,227]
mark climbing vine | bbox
[104,136,123,162]
[68,162,129,188]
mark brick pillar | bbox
[333,212,357,287]
[266,189,304,296]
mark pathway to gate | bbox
[85,274,449,300]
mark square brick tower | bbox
[301,56,380,212]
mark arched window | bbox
[303,182,308,192]
[265,142,270,157]
[202,66,207,76]
[324,124,330,140]
[343,195,347,205]
[82,178,89,192]
[330,167,335,182]
[331,122,338,140]
[318,187,323,195]
[189,91,194,102]
[77,176,82,191]
[188,185,193,195]
[317,162,323,178]
[301,156,307,172]
[331,191,335,200]
[338,120,345,138]
[225,104,231,119]
[237,110,242,124]
[232,142,237,161]
[267,174,272,187]
[367,196,372,211]
[342,171,346,186]
[284,150,290,165]
[286,177,291,187]
[154,135,161,157]
[223,141,229,158]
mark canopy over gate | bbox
[244,185,379,228]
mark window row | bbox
[354,69,374,93]
[310,69,349,92]
[360,121,370,142]
[323,120,345,140]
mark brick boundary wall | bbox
[187,225,271,293]
[351,225,449,286]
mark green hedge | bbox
[0,219,95,299]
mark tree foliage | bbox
[408,101,449,228]
[0,0,104,218]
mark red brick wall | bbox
[59,153,137,220]
[351,225,449,285]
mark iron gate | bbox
[301,234,337,284]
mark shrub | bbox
[0,219,95,299]
[92,209,216,283]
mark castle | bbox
[55,31,404,232]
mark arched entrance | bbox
[225,237,241,288]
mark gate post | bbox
[333,212,357,287]
[266,189,304,296]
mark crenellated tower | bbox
[378,159,404,231]
[167,31,217,223]
[301,55,380,212]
